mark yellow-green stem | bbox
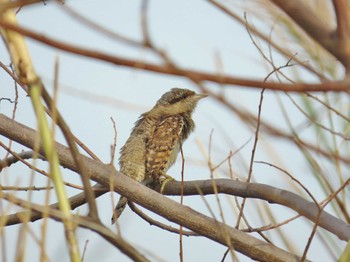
[0,5,81,261]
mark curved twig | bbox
[128,201,198,236]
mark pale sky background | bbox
[0,1,346,261]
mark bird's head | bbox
[152,88,207,116]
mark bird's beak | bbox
[195,93,208,100]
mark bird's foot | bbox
[159,174,175,194]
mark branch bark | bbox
[270,0,350,69]
[0,113,308,261]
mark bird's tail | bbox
[111,196,128,224]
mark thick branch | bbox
[0,113,306,261]
[333,0,350,42]
[1,113,349,241]
[270,0,350,68]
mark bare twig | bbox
[0,185,53,191]
[241,214,301,233]
[128,202,197,236]
[202,87,350,164]
[0,57,101,163]
[210,139,250,172]
[2,183,107,226]
[285,92,350,140]
[40,87,100,220]
[305,92,350,123]
[0,150,43,169]
[255,161,319,206]
[236,89,264,228]
[81,240,89,262]
[179,141,185,262]
[109,117,117,165]
[58,3,143,48]
[0,190,149,262]
[208,0,327,80]
[300,175,349,262]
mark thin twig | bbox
[109,117,117,165]
[244,12,296,83]
[208,0,327,80]
[241,214,301,233]
[211,139,251,172]
[236,89,265,227]
[285,92,350,140]
[305,92,350,123]
[0,185,53,191]
[0,190,149,262]
[179,140,185,262]
[0,143,93,192]
[40,87,100,220]
[128,202,197,236]
[300,173,348,262]
[255,161,319,206]
[81,240,89,262]
[6,63,20,159]
[201,87,350,164]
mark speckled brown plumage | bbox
[111,88,207,224]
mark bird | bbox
[111,88,207,224]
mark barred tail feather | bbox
[111,196,128,224]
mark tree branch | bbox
[0,190,148,262]
[0,113,308,262]
[0,19,348,92]
[1,113,349,242]
[2,183,107,226]
[270,0,350,68]
[158,180,350,241]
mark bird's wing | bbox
[145,115,184,179]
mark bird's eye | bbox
[168,95,185,104]
[168,90,195,104]
[157,88,196,106]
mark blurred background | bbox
[0,0,348,261]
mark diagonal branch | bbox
[1,112,349,242]
[333,0,350,42]
[0,114,307,262]
[270,0,350,69]
[0,19,348,92]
